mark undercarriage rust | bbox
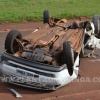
[13,20,86,65]
[24,24,84,53]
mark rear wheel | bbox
[63,41,74,76]
[92,14,100,37]
[43,10,50,24]
[5,30,22,54]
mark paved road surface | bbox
[0,19,100,100]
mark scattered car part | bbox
[5,30,22,54]
[8,88,22,98]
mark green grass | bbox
[0,0,100,23]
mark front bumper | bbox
[0,53,79,90]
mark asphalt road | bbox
[0,19,100,100]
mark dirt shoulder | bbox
[0,17,91,32]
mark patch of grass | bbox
[0,0,100,23]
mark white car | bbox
[0,11,100,90]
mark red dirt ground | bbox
[0,18,100,100]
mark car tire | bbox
[63,41,74,76]
[43,10,50,24]
[5,30,22,54]
[92,15,100,37]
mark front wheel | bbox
[5,30,22,54]
[63,41,74,76]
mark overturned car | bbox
[0,11,100,90]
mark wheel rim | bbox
[12,36,22,53]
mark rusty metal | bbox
[21,48,53,63]
[15,38,23,51]
[24,20,84,54]
[67,29,84,52]
[52,29,78,51]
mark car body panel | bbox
[0,53,79,90]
